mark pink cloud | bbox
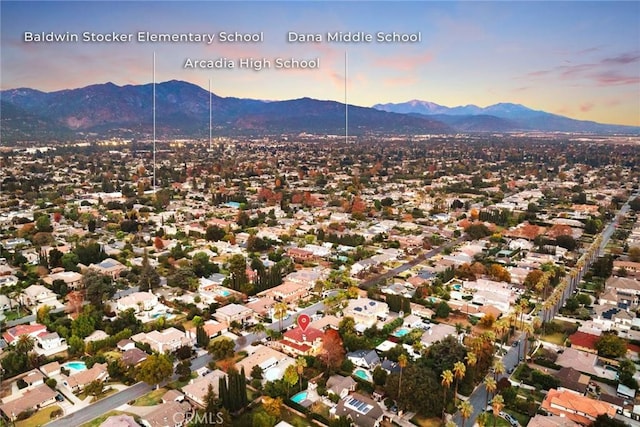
[580,102,594,112]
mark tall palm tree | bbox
[477,411,489,427]
[465,351,477,381]
[296,356,307,391]
[458,400,474,427]
[492,359,505,381]
[452,361,466,403]
[15,334,35,354]
[484,376,497,410]
[491,394,505,427]
[441,369,454,422]
[398,354,408,402]
[273,302,288,332]
[522,322,534,361]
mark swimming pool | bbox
[216,289,231,297]
[453,284,462,291]
[354,369,371,381]
[62,361,87,373]
[393,328,410,337]
[291,391,308,403]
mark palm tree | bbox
[522,322,534,361]
[452,361,466,403]
[441,369,454,422]
[273,302,288,332]
[398,354,408,402]
[477,411,489,427]
[458,400,473,427]
[491,394,505,427]
[15,334,35,354]
[296,356,307,391]
[465,351,477,381]
[484,376,497,410]
[492,359,505,381]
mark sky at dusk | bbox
[1,1,639,126]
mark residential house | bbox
[23,369,45,387]
[0,383,57,420]
[212,303,254,325]
[43,270,83,290]
[89,258,127,280]
[568,331,599,354]
[420,323,457,347]
[121,348,148,367]
[34,331,67,356]
[541,388,616,425]
[186,320,228,342]
[39,361,61,377]
[346,350,381,369]
[116,292,159,313]
[131,327,193,353]
[343,298,389,329]
[235,344,295,384]
[162,390,185,403]
[63,363,109,392]
[326,375,357,399]
[100,414,142,427]
[333,392,384,427]
[286,247,314,263]
[3,323,47,346]
[277,326,323,356]
[117,339,136,351]
[257,281,311,304]
[181,369,227,407]
[528,414,579,427]
[245,296,276,317]
[20,285,61,310]
[140,401,192,427]
[556,367,590,395]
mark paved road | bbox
[452,333,524,426]
[46,352,213,427]
[359,235,468,289]
[46,381,152,427]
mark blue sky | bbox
[1,1,639,125]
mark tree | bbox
[488,264,511,283]
[283,364,298,396]
[435,301,451,318]
[209,338,235,360]
[192,252,218,278]
[227,254,248,291]
[319,329,345,374]
[629,246,640,263]
[458,400,473,427]
[137,353,173,388]
[595,333,627,358]
[484,376,497,410]
[593,414,629,427]
[556,235,577,251]
[175,360,192,382]
[83,270,114,309]
[84,380,104,397]
[465,223,491,239]
[441,369,453,421]
[196,325,210,348]
[15,335,34,354]
[296,356,307,391]
[491,394,504,427]
[398,354,408,401]
[138,252,160,291]
[373,365,387,386]
[452,361,466,404]
[262,396,283,418]
[273,302,288,332]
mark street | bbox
[452,333,524,426]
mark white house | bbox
[116,292,159,313]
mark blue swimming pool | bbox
[62,361,87,373]
[291,391,308,403]
[453,284,462,291]
[393,328,410,337]
[354,369,370,381]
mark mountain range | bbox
[1,80,637,142]
[373,100,639,133]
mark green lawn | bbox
[131,387,167,406]
[16,405,61,427]
[484,412,511,427]
[539,332,565,345]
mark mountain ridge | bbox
[1,80,638,141]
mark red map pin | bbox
[297,313,310,332]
